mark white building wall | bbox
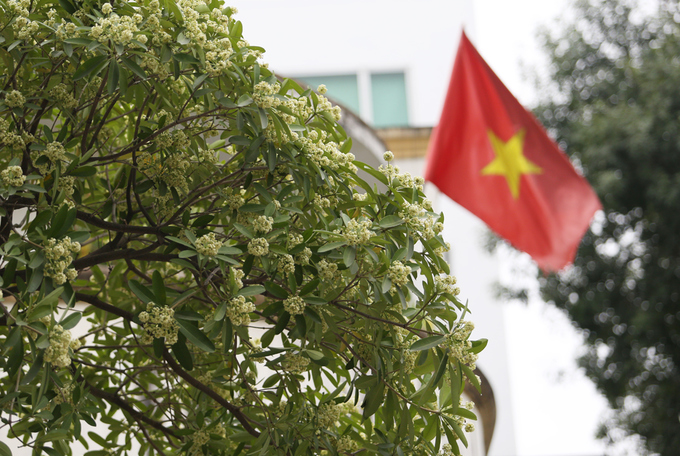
[233,0,475,127]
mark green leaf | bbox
[27,266,42,292]
[343,246,356,267]
[409,335,445,351]
[120,57,147,80]
[152,270,166,306]
[302,296,328,305]
[49,205,77,238]
[237,94,253,107]
[174,310,203,321]
[177,319,215,353]
[443,415,468,448]
[128,280,155,304]
[238,286,265,297]
[60,312,81,330]
[166,236,194,248]
[73,55,109,81]
[317,241,346,253]
[217,245,241,255]
[233,223,254,239]
[299,278,320,296]
[107,59,120,95]
[378,215,404,228]
[70,166,97,177]
[455,407,477,421]
[362,383,385,419]
[470,338,488,354]
[5,328,23,378]
[35,287,64,308]
[172,334,194,371]
[173,53,200,64]
[461,363,481,393]
[214,302,227,321]
[27,305,52,321]
[264,282,288,299]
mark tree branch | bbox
[162,350,262,438]
[75,292,134,321]
[77,210,158,234]
[73,242,174,269]
[85,379,179,441]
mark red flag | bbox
[425,31,601,272]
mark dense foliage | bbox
[0,0,484,455]
[536,0,680,453]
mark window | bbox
[370,72,409,128]
[296,71,409,128]
[295,74,361,115]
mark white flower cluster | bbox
[225,295,254,326]
[32,141,68,175]
[90,10,145,46]
[139,302,180,345]
[45,325,80,368]
[313,194,332,208]
[317,259,340,282]
[444,321,477,369]
[388,261,411,292]
[277,254,295,275]
[155,130,190,150]
[401,350,418,374]
[247,238,269,256]
[53,381,76,405]
[383,150,394,162]
[252,215,274,234]
[398,200,440,240]
[44,237,81,285]
[340,219,374,246]
[197,149,218,164]
[57,175,76,198]
[287,232,304,249]
[336,435,359,454]
[317,84,327,95]
[315,94,342,121]
[296,134,357,173]
[296,247,312,265]
[283,295,306,316]
[8,0,40,40]
[4,90,25,108]
[317,403,342,429]
[1,166,25,187]
[0,118,32,150]
[190,429,210,453]
[281,352,309,375]
[160,153,192,193]
[435,275,461,298]
[253,81,282,109]
[48,83,77,109]
[232,267,245,289]
[195,233,223,257]
[224,189,245,211]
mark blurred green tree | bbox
[536,0,680,454]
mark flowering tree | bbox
[0,0,485,455]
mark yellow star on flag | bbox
[481,129,542,199]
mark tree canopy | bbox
[536,0,680,453]
[0,0,484,455]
